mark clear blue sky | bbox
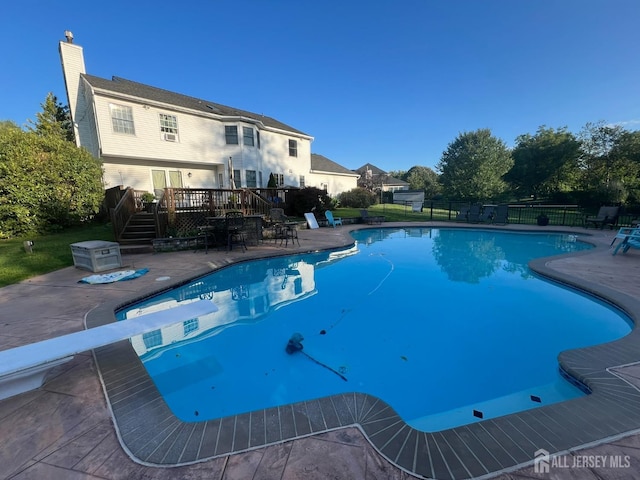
[3,0,640,172]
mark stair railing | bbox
[110,188,138,242]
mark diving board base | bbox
[0,300,218,401]
[0,356,74,401]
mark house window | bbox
[218,173,224,188]
[256,131,261,149]
[246,170,257,188]
[183,319,199,336]
[243,127,254,146]
[276,173,284,187]
[142,329,162,349]
[299,175,305,188]
[109,104,135,135]
[159,114,178,140]
[288,139,297,157]
[225,125,238,144]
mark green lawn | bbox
[0,223,115,287]
[336,203,456,222]
[0,203,591,288]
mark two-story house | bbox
[58,32,358,197]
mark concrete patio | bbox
[1,222,640,479]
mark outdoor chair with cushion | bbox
[467,203,482,223]
[478,205,495,223]
[492,204,509,225]
[455,205,470,222]
[585,206,620,229]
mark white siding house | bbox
[58,34,358,196]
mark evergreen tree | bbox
[28,92,74,142]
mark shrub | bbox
[0,128,104,237]
[288,187,332,217]
[338,188,377,208]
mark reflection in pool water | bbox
[118,228,631,431]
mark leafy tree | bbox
[506,126,581,200]
[578,121,639,204]
[0,102,103,237]
[405,166,441,198]
[608,129,640,201]
[578,121,622,187]
[437,129,513,201]
[28,92,74,142]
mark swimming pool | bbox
[118,228,631,432]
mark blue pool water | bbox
[118,228,632,431]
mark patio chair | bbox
[467,203,482,223]
[612,228,640,255]
[225,211,247,251]
[493,204,509,225]
[325,210,343,227]
[268,208,288,243]
[455,205,470,222]
[585,206,620,229]
[479,205,495,223]
[269,208,288,224]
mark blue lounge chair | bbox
[612,228,640,255]
[325,210,343,227]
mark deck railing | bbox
[109,188,138,241]
[151,187,276,237]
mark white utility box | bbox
[70,241,122,273]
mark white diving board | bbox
[305,212,319,229]
[0,300,218,401]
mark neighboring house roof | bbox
[354,163,387,176]
[382,175,409,186]
[311,154,359,176]
[82,74,310,137]
[354,163,409,186]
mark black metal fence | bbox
[397,201,636,228]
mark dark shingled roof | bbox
[354,163,409,186]
[354,163,387,175]
[82,74,309,136]
[311,153,359,176]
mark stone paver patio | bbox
[1,222,640,479]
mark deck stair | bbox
[118,212,156,253]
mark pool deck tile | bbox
[4,222,640,479]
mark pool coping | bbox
[86,227,640,480]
